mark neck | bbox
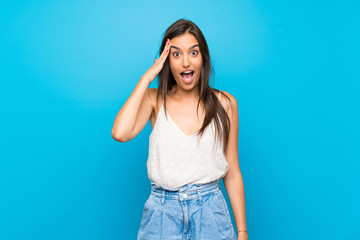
[169,85,200,102]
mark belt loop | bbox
[161,190,165,205]
[197,190,202,205]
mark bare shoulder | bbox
[145,88,158,109]
[215,90,238,114]
[147,88,165,113]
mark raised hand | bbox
[142,38,171,83]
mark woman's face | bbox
[169,33,203,90]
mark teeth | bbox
[183,71,193,73]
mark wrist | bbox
[140,76,153,85]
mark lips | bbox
[180,71,194,84]
[180,71,194,77]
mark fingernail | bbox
[166,49,168,53]
[166,39,169,43]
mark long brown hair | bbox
[152,18,234,154]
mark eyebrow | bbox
[170,44,200,51]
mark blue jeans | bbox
[137,179,237,240]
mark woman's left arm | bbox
[221,91,248,240]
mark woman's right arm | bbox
[111,38,172,142]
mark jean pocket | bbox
[140,194,154,228]
[214,191,233,228]
[143,194,153,211]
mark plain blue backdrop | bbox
[1,0,359,239]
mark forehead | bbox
[170,33,199,48]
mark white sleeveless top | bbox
[146,91,229,189]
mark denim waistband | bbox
[150,179,221,203]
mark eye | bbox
[191,50,198,56]
[173,52,181,57]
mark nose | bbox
[182,54,190,69]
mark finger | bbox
[159,38,171,61]
[154,39,170,64]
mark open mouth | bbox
[180,71,194,83]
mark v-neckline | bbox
[160,104,198,138]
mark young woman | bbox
[112,19,248,240]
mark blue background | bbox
[1,0,359,239]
